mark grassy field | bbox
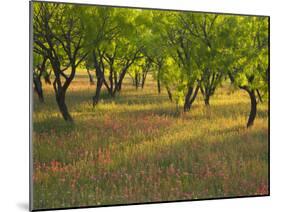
[32,70,269,209]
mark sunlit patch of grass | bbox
[32,72,268,210]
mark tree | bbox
[164,13,200,112]
[102,41,143,96]
[128,57,152,89]
[32,3,268,126]
[84,56,95,85]
[141,11,167,95]
[226,16,269,127]
[33,51,53,103]
[33,2,88,121]
[83,7,145,105]
[83,7,120,105]
[178,14,225,106]
[33,53,46,102]
[101,9,148,96]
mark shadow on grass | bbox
[34,89,170,111]
[33,100,268,135]
[209,102,268,119]
[33,85,268,136]
[109,101,268,122]
[33,117,76,134]
[110,122,268,171]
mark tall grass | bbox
[32,71,268,209]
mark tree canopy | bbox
[32,2,269,127]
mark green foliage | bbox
[32,1,269,114]
[33,52,42,68]
[223,16,269,92]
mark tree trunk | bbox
[114,71,118,89]
[87,69,94,85]
[229,71,258,128]
[92,50,105,105]
[157,79,161,94]
[141,72,146,89]
[103,78,113,97]
[256,89,263,103]
[246,90,257,128]
[184,101,191,112]
[116,82,122,92]
[55,90,73,122]
[135,73,139,90]
[42,63,51,85]
[115,74,125,93]
[204,95,210,106]
[114,68,127,94]
[109,65,114,92]
[44,72,51,85]
[184,87,193,112]
[40,57,51,85]
[184,85,200,112]
[200,85,213,107]
[33,75,44,103]
[166,86,173,102]
[93,78,103,107]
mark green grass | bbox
[32,72,268,209]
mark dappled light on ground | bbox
[32,73,268,209]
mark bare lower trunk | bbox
[204,95,210,106]
[114,71,118,89]
[41,57,51,85]
[200,86,212,107]
[44,76,51,84]
[246,90,257,128]
[109,88,115,97]
[93,78,103,107]
[87,69,94,85]
[166,86,173,102]
[184,85,199,112]
[184,99,191,112]
[92,50,104,105]
[135,74,139,90]
[33,76,44,103]
[43,69,52,85]
[141,72,147,89]
[256,89,263,103]
[55,91,73,122]
[228,71,258,128]
[116,80,123,92]
[157,79,161,94]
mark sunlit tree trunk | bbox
[55,89,72,122]
[87,69,94,85]
[246,89,257,128]
[184,85,199,112]
[33,74,44,103]
[157,78,161,94]
[166,86,173,102]
[93,78,103,107]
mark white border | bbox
[0,0,280,212]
